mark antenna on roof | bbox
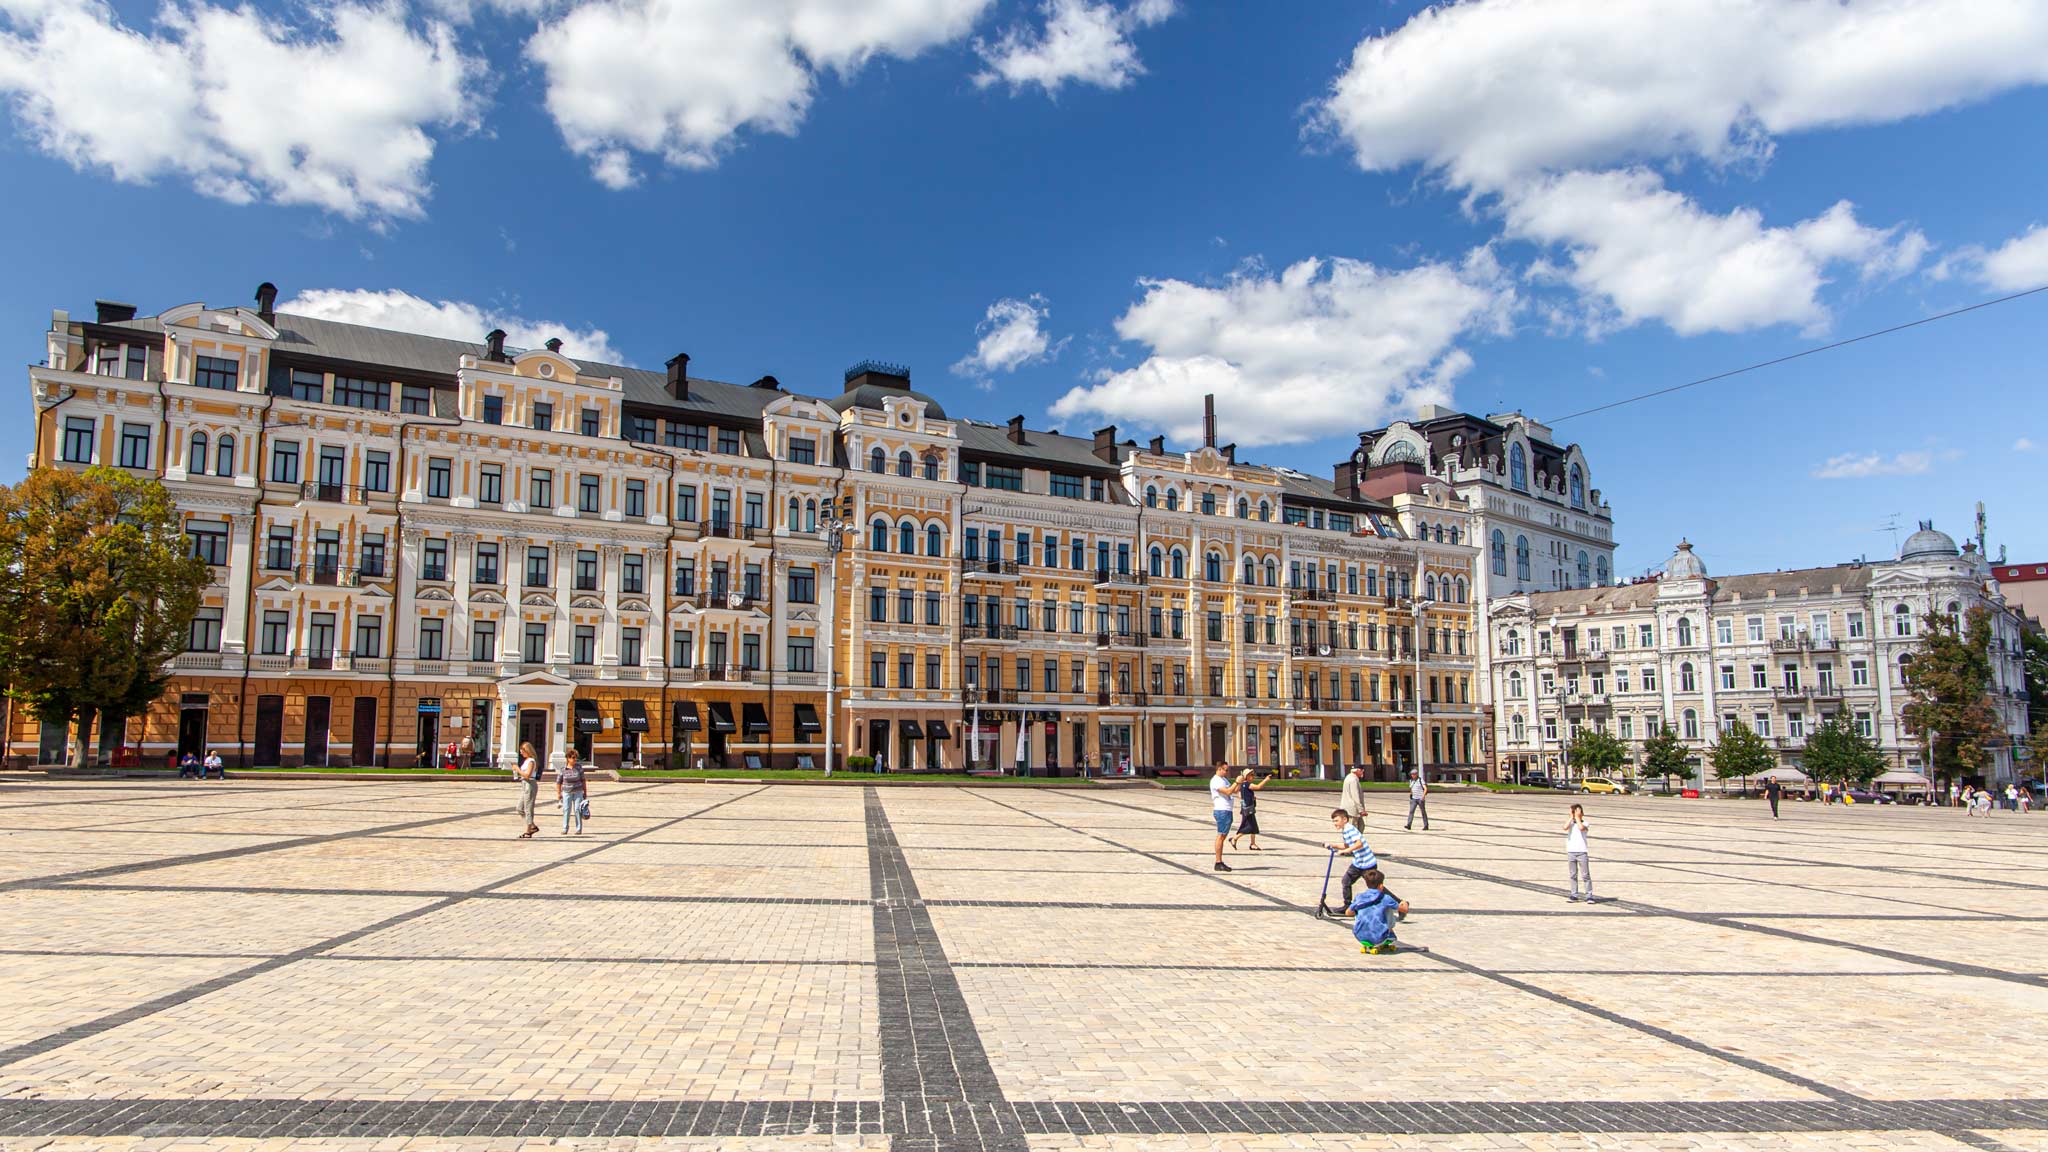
[1877,513,1901,554]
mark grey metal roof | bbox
[1270,469,1389,514]
[1522,563,1875,614]
[955,420,1124,474]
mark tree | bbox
[1801,718,1886,786]
[1709,721,1776,788]
[1565,727,1628,779]
[1900,607,2006,785]
[0,466,208,767]
[1640,724,1689,790]
[2021,628,2048,737]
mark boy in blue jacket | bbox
[1348,868,1407,954]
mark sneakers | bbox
[1566,893,1581,902]
[1213,861,1232,872]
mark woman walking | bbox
[515,742,542,838]
[558,748,590,836]
[1230,768,1270,850]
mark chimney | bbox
[1148,435,1165,454]
[1202,394,1216,448]
[751,375,781,390]
[1092,425,1118,463]
[253,282,277,325]
[666,353,690,401]
[1333,462,1357,498]
[484,328,507,362]
[1220,443,1235,464]
[544,337,563,354]
[1007,415,1027,445]
[94,300,137,324]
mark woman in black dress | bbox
[1230,768,1270,850]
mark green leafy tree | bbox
[1709,721,1777,786]
[1801,718,1886,786]
[0,466,208,767]
[2020,628,2048,736]
[1900,607,2005,785]
[1565,727,1628,779]
[1640,724,1690,789]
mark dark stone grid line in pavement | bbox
[1002,788,1870,1105]
[3,1097,2048,1138]
[865,786,1027,1152]
[0,786,768,1071]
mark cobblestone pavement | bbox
[2,777,2047,1151]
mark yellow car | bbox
[1579,777,1631,795]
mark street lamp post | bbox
[1397,588,1431,784]
[816,509,854,776]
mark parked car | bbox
[1551,777,1579,791]
[1520,772,1553,789]
[1843,788,1894,805]
[1580,777,1631,795]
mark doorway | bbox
[867,719,889,770]
[253,695,284,766]
[1173,723,1189,768]
[1150,723,1165,769]
[1210,723,1228,767]
[415,699,442,769]
[470,700,492,765]
[303,696,330,767]
[519,708,550,767]
[39,719,70,764]
[351,697,378,766]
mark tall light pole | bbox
[1396,586,1431,783]
[816,502,854,776]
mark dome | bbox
[1663,539,1707,581]
[1899,521,1958,561]
[826,380,947,421]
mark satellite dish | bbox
[1318,645,1332,657]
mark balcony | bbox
[967,685,1004,705]
[170,652,228,671]
[355,562,388,582]
[1095,631,1147,649]
[698,520,760,542]
[964,558,1019,579]
[1771,636,1840,653]
[299,480,371,505]
[692,590,765,611]
[1292,586,1336,603]
[682,664,754,683]
[1093,568,1148,589]
[966,623,1019,643]
[1564,649,1608,664]
[299,560,342,587]
[421,566,449,584]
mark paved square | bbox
[2,776,2047,1151]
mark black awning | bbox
[707,702,737,733]
[573,699,602,733]
[900,719,926,740]
[673,701,702,731]
[741,702,771,735]
[793,703,821,734]
[620,699,649,733]
[927,719,953,741]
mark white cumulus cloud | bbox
[1503,168,1926,336]
[0,0,478,220]
[952,295,1066,377]
[2016,437,2037,452]
[1810,450,1934,480]
[282,288,625,366]
[972,0,1173,95]
[528,0,993,186]
[1050,250,1515,448]
[1314,0,2048,195]
[1936,224,2048,291]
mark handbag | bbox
[577,795,591,820]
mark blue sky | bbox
[2,0,2044,578]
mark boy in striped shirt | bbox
[1324,809,1407,919]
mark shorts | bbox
[1213,809,1234,835]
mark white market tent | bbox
[1874,770,1934,790]
[1755,766,1811,783]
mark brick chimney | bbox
[1092,425,1118,463]
[1202,394,1216,448]
[253,282,277,325]
[1007,415,1027,445]
[484,328,507,362]
[666,353,690,401]
[544,337,563,354]
[94,300,137,324]
[1148,435,1164,454]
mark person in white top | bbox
[201,750,224,780]
[514,741,541,839]
[1564,804,1593,903]
[1208,762,1243,872]
[1405,771,1429,831]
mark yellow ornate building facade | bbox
[9,288,1483,779]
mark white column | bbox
[499,537,527,670]
[551,541,573,665]
[598,544,623,676]
[396,527,421,669]
[220,512,255,664]
[451,532,475,665]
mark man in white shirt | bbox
[1405,771,1429,831]
[1209,762,1242,872]
[1341,766,1365,822]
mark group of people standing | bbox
[513,742,591,838]
[1958,782,2031,816]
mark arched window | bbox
[1263,559,1277,586]
[804,499,817,532]
[1577,550,1590,587]
[1448,525,1459,545]
[1416,519,1429,540]
[1508,672,1523,698]
[1899,652,1914,684]
[215,434,235,477]
[1515,535,1530,581]
[1682,709,1700,740]
[1237,498,1249,519]
[1205,552,1222,582]
[787,496,800,527]
[1946,600,1961,625]
[1164,488,1179,511]
[1491,530,1507,576]
[922,453,940,481]
[1679,662,1696,693]
[1505,629,1521,656]
[1509,442,1527,491]
[188,430,208,475]
[868,447,885,474]
[1677,618,1694,647]
[1893,604,1914,636]
[896,451,912,478]
[869,518,889,552]
[1510,713,1526,740]
[898,521,916,554]
[1170,548,1186,579]
[1424,573,1439,600]
[1147,546,1164,577]
[1595,555,1609,586]
[1453,576,1466,603]
[1570,464,1585,509]
[1201,492,1215,516]
[1145,485,1158,508]
[926,524,943,557]
[1258,501,1270,521]
[1243,555,1256,584]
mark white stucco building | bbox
[1487,526,2031,787]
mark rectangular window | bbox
[1854,710,1874,739]
[193,354,239,390]
[333,376,389,410]
[362,450,391,494]
[118,423,151,469]
[472,621,495,662]
[621,627,641,667]
[532,402,553,432]
[474,542,500,585]
[742,633,761,671]
[1745,617,1762,642]
[668,422,707,451]
[624,479,645,518]
[1719,666,1735,691]
[1788,712,1805,739]
[425,457,450,499]
[1846,611,1865,639]
[1050,474,1083,499]
[625,414,657,443]
[283,368,324,401]
[1641,666,1657,692]
[983,464,1023,491]
[788,436,816,465]
[573,626,595,665]
[264,527,294,570]
[575,550,598,591]
[482,395,504,425]
[788,567,816,604]
[270,441,300,484]
[1716,619,1733,645]
[1638,624,1655,648]
[186,521,228,565]
[580,408,599,437]
[422,538,448,582]
[523,623,547,664]
[1753,712,1771,738]
[353,615,382,658]
[718,427,741,455]
[186,607,223,652]
[788,637,815,673]
[261,610,290,655]
[360,533,386,578]
[418,619,445,661]
[400,384,433,415]
[621,554,644,594]
[479,464,503,504]
[578,474,601,513]
[1751,664,1767,689]
[61,416,94,463]
[526,547,551,587]
[1850,659,1869,687]
[870,653,885,687]
[529,469,553,508]
[1618,715,1633,740]
[675,485,698,523]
